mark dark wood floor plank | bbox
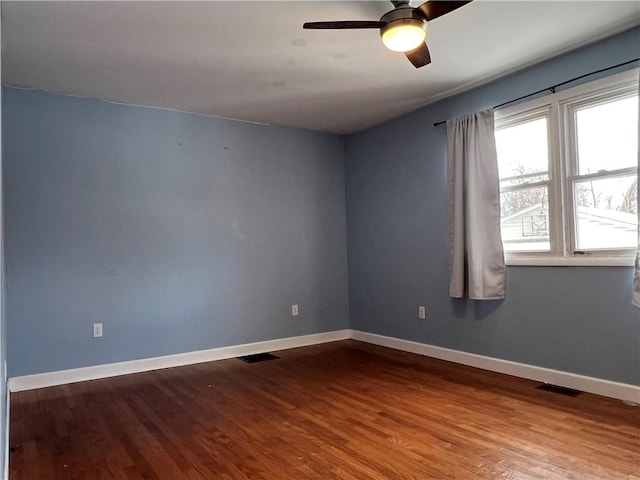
[10,340,640,479]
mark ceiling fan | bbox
[303,1,472,68]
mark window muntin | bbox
[495,69,638,264]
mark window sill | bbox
[505,255,636,267]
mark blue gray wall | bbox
[0,10,7,474]
[345,27,640,386]
[3,89,349,376]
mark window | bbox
[495,69,638,265]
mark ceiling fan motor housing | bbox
[380,7,427,32]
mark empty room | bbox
[0,1,639,479]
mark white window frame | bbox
[495,68,639,267]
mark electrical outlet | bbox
[93,323,103,338]
[291,304,299,316]
[418,306,426,319]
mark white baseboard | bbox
[8,329,351,392]
[351,330,640,404]
[8,328,639,404]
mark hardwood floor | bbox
[9,340,640,479]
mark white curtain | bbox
[634,239,639,308]
[633,122,639,308]
[447,109,505,300]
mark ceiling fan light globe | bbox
[381,21,426,53]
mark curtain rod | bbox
[432,58,640,127]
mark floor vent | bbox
[537,383,582,397]
[238,352,279,363]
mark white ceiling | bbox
[2,1,639,134]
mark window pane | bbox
[576,95,638,174]
[574,175,638,250]
[500,186,550,252]
[496,117,549,187]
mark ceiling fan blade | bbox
[405,43,432,68]
[303,21,383,30]
[416,1,472,21]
